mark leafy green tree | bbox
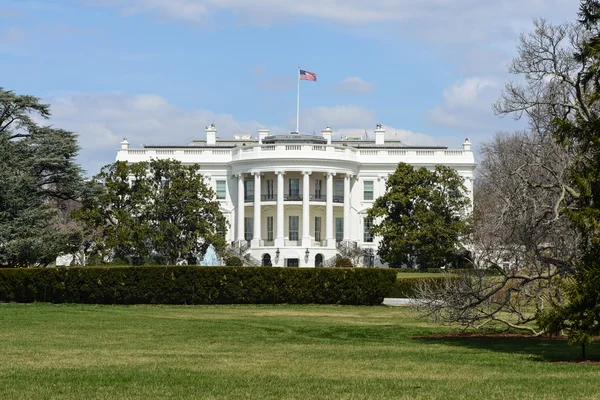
[0,88,84,267]
[367,163,470,270]
[75,159,228,265]
[144,159,228,264]
[75,161,152,262]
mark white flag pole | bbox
[296,66,300,133]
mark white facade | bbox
[116,125,475,268]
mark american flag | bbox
[300,69,317,81]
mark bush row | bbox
[0,266,397,305]
[388,276,461,298]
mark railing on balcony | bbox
[312,194,326,202]
[284,194,302,201]
[333,195,344,203]
[261,194,277,201]
[244,195,254,202]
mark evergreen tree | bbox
[75,159,228,265]
[0,88,84,267]
[536,0,600,358]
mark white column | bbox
[275,171,285,247]
[252,172,261,247]
[326,172,335,247]
[237,174,245,242]
[343,174,351,241]
[302,171,311,247]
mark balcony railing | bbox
[284,194,302,201]
[243,194,344,203]
[261,194,277,201]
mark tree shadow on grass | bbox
[412,333,600,363]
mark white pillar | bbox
[237,174,245,242]
[252,172,261,247]
[275,171,285,247]
[343,174,351,241]
[302,171,311,247]
[326,172,335,247]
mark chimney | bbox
[258,128,270,144]
[206,124,217,145]
[120,138,130,149]
[375,124,385,145]
[462,138,472,151]
[321,126,333,145]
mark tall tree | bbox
[367,163,470,269]
[533,1,600,356]
[75,159,228,265]
[0,88,84,267]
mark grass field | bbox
[1,304,598,400]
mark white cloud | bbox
[46,92,450,175]
[332,77,374,94]
[297,105,448,147]
[426,77,505,132]
[47,92,276,175]
[94,1,575,25]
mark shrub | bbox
[225,257,244,267]
[334,257,353,268]
[0,266,397,305]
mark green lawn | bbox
[0,304,598,400]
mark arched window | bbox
[262,253,272,267]
[315,253,324,268]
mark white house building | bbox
[116,125,476,268]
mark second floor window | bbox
[314,179,323,199]
[363,181,374,201]
[334,180,344,202]
[289,178,299,197]
[216,180,226,200]
[244,180,254,200]
[266,179,274,200]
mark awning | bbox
[281,249,299,259]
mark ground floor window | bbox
[336,217,344,242]
[262,253,272,267]
[315,254,324,268]
[314,216,321,241]
[363,217,373,242]
[287,258,299,267]
[244,217,253,241]
[289,216,299,241]
[267,216,274,241]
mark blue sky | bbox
[0,0,579,175]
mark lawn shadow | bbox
[413,333,600,363]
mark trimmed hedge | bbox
[0,266,397,305]
[388,276,460,298]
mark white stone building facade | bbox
[116,125,476,268]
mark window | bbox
[267,216,274,241]
[314,180,323,199]
[289,178,299,198]
[216,180,226,200]
[334,180,344,202]
[244,217,253,241]
[336,218,344,242]
[289,216,299,241]
[314,217,321,241]
[363,217,373,242]
[266,179,274,200]
[363,181,374,201]
[244,180,254,201]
